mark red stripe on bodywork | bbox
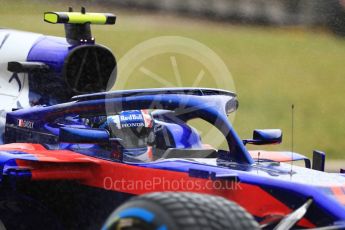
[331,187,345,205]
[82,159,315,228]
[15,160,93,180]
[0,143,100,163]
[0,143,315,228]
[0,144,97,181]
[249,150,292,162]
[0,143,47,151]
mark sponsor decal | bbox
[121,122,144,128]
[120,113,143,121]
[17,119,34,129]
[107,110,153,129]
[119,111,145,128]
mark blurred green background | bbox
[1,0,345,159]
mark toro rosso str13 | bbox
[0,8,345,230]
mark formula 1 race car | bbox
[0,9,345,230]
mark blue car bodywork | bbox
[0,9,345,230]
[1,88,345,229]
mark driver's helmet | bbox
[101,110,154,162]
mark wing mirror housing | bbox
[59,127,110,143]
[243,129,282,145]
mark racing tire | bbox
[103,192,260,230]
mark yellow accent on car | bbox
[44,12,115,24]
[67,13,107,24]
[44,12,59,23]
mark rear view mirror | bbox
[243,129,282,145]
